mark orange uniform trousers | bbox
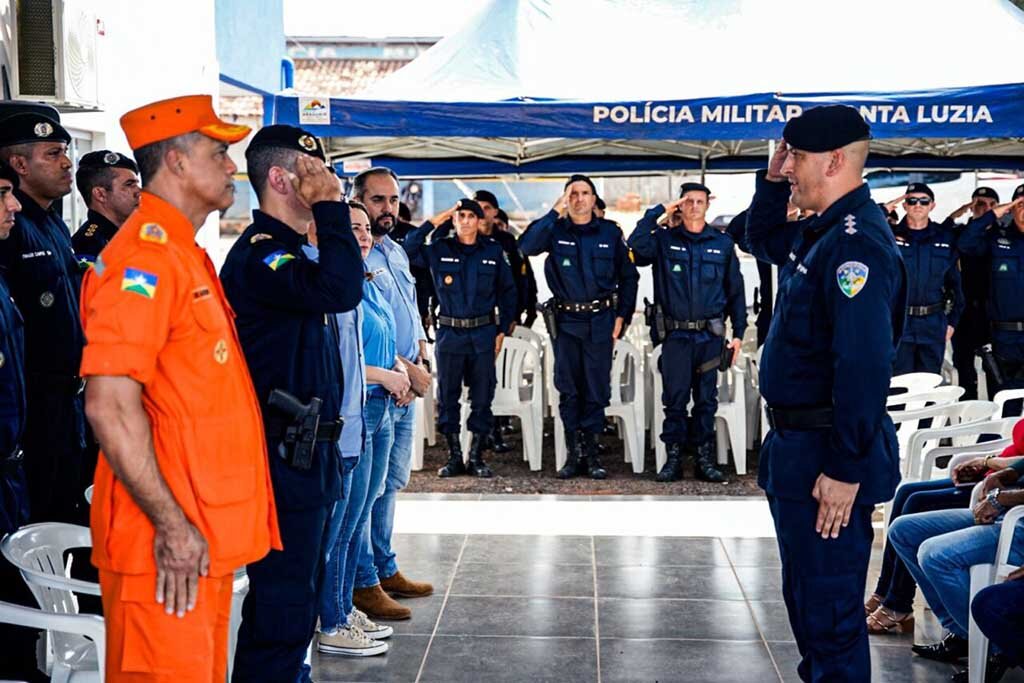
[99,571,233,682]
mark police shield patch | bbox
[836,261,869,299]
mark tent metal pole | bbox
[700,154,708,184]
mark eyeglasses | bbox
[905,197,932,206]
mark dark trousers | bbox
[874,478,969,612]
[0,465,44,682]
[768,495,874,683]
[972,579,1024,666]
[553,332,613,434]
[894,340,945,376]
[659,334,720,446]
[952,305,988,400]
[23,387,88,524]
[233,502,333,683]
[436,348,496,435]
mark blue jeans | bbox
[356,401,415,588]
[317,392,392,631]
[888,508,1024,639]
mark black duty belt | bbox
[765,406,833,431]
[28,372,84,395]
[437,314,496,329]
[993,321,1024,332]
[665,318,711,332]
[555,295,617,314]
[266,418,344,443]
[908,303,943,317]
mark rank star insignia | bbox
[298,134,317,151]
[33,122,53,138]
[844,214,858,235]
[443,274,454,286]
[39,291,54,307]
[836,261,869,298]
[103,152,120,165]
[213,339,229,364]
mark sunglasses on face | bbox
[905,197,932,206]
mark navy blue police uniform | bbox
[221,126,363,683]
[891,183,964,374]
[727,210,774,346]
[945,187,998,399]
[520,175,639,478]
[70,151,139,270]
[404,199,517,478]
[628,183,746,482]
[0,113,88,526]
[744,106,906,683]
[956,184,1024,397]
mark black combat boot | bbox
[557,430,582,479]
[466,433,494,478]
[581,431,608,480]
[694,443,726,483]
[489,425,512,454]
[438,433,467,478]
[656,443,685,482]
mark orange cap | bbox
[119,94,251,150]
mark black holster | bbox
[539,300,558,340]
[268,389,322,470]
[978,344,1005,388]
[644,298,666,346]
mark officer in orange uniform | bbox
[79,95,281,682]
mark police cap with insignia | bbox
[473,190,499,209]
[782,104,871,152]
[455,198,484,218]
[565,173,597,194]
[78,150,139,174]
[246,124,326,162]
[973,187,1000,202]
[905,182,934,200]
[1013,184,1024,202]
[0,112,72,148]
[679,182,711,197]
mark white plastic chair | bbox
[1,523,104,683]
[606,339,646,474]
[918,441,1013,483]
[994,388,1024,418]
[411,363,439,472]
[967,482,1024,683]
[742,350,761,452]
[889,372,944,395]
[887,384,964,410]
[714,362,747,475]
[512,326,549,421]
[0,600,103,682]
[83,486,93,505]
[903,415,1016,482]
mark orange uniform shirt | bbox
[80,192,281,578]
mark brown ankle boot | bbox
[352,584,412,621]
[380,571,434,598]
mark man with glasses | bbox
[944,187,1000,398]
[890,182,964,375]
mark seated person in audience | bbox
[867,420,1024,634]
[887,447,1024,676]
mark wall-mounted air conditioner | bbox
[11,0,100,111]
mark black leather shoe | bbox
[656,443,685,482]
[490,427,512,454]
[951,653,1011,682]
[438,433,466,478]
[466,433,493,478]
[581,431,607,480]
[557,431,581,480]
[912,633,968,663]
[694,443,726,483]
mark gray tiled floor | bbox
[312,533,1024,682]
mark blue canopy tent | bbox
[266,0,1024,178]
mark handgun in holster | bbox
[268,389,322,470]
[539,300,558,340]
[643,298,666,347]
[978,344,1005,389]
[698,318,730,375]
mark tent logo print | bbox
[121,268,158,299]
[299,96,330,125]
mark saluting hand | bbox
[811,474,860,539]
[883,195,907,213]
[288,154,342,208]
[947,201,973,222]
[428,204,458,227]
[154,519,209,618]
[765,138,789,182]
[661,197,686,222]
[993,198,1024,220]
[553,188,571,217]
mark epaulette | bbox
[250,233,273,244]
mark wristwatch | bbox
[986,488,1008,515]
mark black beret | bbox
[782,105,871,153]
[0,161,18,189]
[905,183,934,200]
[1013,184,1024,202]
[0,113,71,148]
[78,150,139,174]
[473,189,499,208]
[565,174,597,194]
[595,196,606,210]
[495,208,509,223]
[247,124,326,162]
[679,182,711,197]
[398,201,411,222]
[455,198,484,218]
[973,187,1000,202]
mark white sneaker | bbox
[349,608,394,640]
[317,625,389,657]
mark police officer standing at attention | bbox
[745,105,906,682]
[405,199,517,478]
[944,187,1000,399]
[890,182,963,374]
[474,189,531,325]
[0,112,88,526]
[957,186,1024,396]
[520,174,639,479]
[221,125,363,682]
[70,151,141,270]
[495,207,539,327]
[628,182,746,483]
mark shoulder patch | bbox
[836,261,869,299]
[263,249,296,271]
[250,233,273,244]
[77,255,96,270]
[139,222,167,245]
[121,267,158,299]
